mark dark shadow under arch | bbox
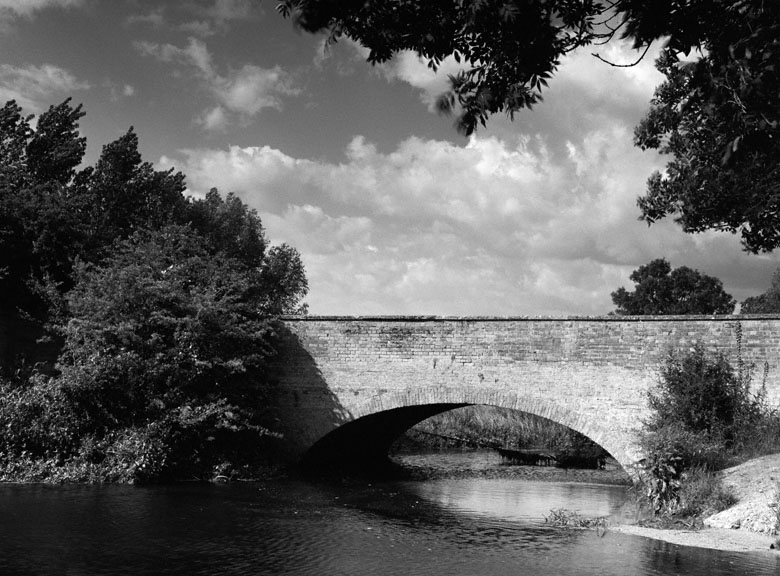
[302,388,641,481]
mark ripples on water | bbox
[1,454,779,576]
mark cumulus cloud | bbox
[160,122,760,317]
[376,51,468,111]
[369,39,664,148]
[154,36,769,316]
[0,63,89,111]
[136,37,298,129]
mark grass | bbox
[674,467,739,518]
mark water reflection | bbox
[0,476,778,576]
[407,479,628,522]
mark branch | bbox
[592,43,653,67]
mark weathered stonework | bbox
[268,315,780,478]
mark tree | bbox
[634,3,780,253]
[0,100,88,373]
[277,1,780,251]
[611,258,735,315]
[278,0,618,135]
[70,128,188,260]
[741,268,780,314]
[0,100,310,480]
[0,100,194,376]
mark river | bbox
[1,450,778,575]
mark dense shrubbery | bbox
[0,99,307,482]
[639,339,779,516]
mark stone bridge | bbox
[268,316,780,479]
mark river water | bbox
[1,451,779,576]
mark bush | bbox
[640,339,773,517]
[646,343,762,445]
[0,375,86,461]
[639,423,726,513]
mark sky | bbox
[1,0,778,316]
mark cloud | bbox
[369,38,664,147]
[160,121,761,317]
[198,105,228,131]
[126,8,165,28]
[104,80,136,101]
[154,37,770,317]
[136,37,298,129]
[0,63,89,111]
[0,0,82,19]
[127,0,257,37]
[376,51,468,111]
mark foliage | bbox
[278,0,610,135]
[0,99,309,482]
[639,423,726,513]
[645,343,762,443]
[611,258,735,315]
[639,339,775,515]
[277,1,780,251]
[674,467,738,518]
[742,268,780,314]
[70,128,188,259]
[0,100,89,372]
[634,2,780,253]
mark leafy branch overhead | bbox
[277,0,780,252]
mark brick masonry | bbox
[268,315,780,477]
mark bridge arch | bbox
[304,387,640,479]
[270,316,780,483]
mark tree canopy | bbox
[741,268,780,314]
[611,258,735,315]
[0,99,308,482]
[277,0,780,251]
[634,2,780,253]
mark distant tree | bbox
[277,1,780,251]
[611,258,735,315]
[741,268,780,314]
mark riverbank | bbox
[392,448,780,554]
[613,453,780,554]
[611,523,777,554]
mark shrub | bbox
[639,339,772,516]
[639,423,726,513]
[646,343,761,445]
[0,374,86,461]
